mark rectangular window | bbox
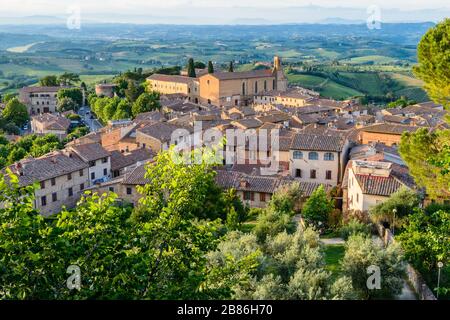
[40,181,45,189]
[295,169,302,178]
[310,170,316,179]
[244,191,251,201]
[89,161,95,167]
[326,170,332,180]
[79,169,84,177]
[102,157,108,164]
[41,196,47,206]
[109,187,114,192]
[52,192,57,202]
[250,192,255,201]
[67,173,72,181]
[126,187,132,195]
[51,178,56,186]
[103,168,107,176]
[80,183,84,191]
[91,172,95,180]
[68,188,73,197]
[260,193,266,202]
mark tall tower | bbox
[273,55,288,92]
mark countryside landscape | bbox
[0,23,431,102]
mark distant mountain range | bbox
[0,5,448,25]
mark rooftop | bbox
[290,133,347,152]
[70,143,111,162]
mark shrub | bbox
[339,219,371,240]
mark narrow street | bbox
[78,106,103,132]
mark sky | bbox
[0,0,449,24]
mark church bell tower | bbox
[273,55,288,92]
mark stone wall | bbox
[375,223,437,300]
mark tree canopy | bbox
[2,97,29,127]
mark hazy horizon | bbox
[0,1,449,25]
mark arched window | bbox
[242,82,246,95]
[293,151,303,159]
[308,152,319,160]
[324,152,334,161]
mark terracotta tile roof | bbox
[205,69,274,80]
[361,123,421,135]
[290,133,347,152]
[256,111,291,124]
[355,174,403,196]
[4,151,88,186]
[232,118,263,129]
[122,163,150,185]
[147,74,195,84]
[137,121,188,142]
[215,169,331,196]
[20,86,73,93]
[110,148,155,172]
[382,115,411,124]
[32,113,71,131]
[70,143,111,162]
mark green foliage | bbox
[0,133,62,169]
[131,92,160,117]
[339,219,372,240]
[269,182,303,215]
[369,187,420,227]
[2,93,17,103]
[0,147,254,299]
[253,209,293,244]
[399,128,450,199]
[57,88,83,108]
[387,98,416,108]
[2,97,29,127]
[57,97,79,112]
[208,227,355,300]
[208,61,214,73]
[63,126,90,144]
[194,61,206,69]
[301,185,334,228]
[58,72,80,86]
[397,209,449,272]
[341,234,406,299]
[226,207,239,231]
[413,18,450,109]
[228,61,234,72]
[125,80,144,103]
[90,96,132,123]
[187,58,196,78]
[38,75,59,86]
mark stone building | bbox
[19,86,72,115]
[30,113,71,140]
[359,124,422,146]
[289,133,351,186]
[2,151,90,216]
[68,143,111,185]
[95,83,116,97]
[146,56,288,108]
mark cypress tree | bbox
[228,61,234,72]
[187,58,196,78]
[208,61,214,74]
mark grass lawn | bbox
[323,244,345,279]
